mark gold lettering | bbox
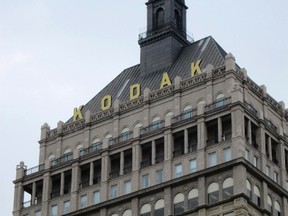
[101,95,112,111]
[160,72,172,89]
[191,59,203,77]
[73,105,84,122]
[130,83,140,100]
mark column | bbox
[120,151,124,175]
[184,129,188,154]
[198,176,206,206]
[60,172,64,196]
[31,182,36,205]
[268,136,272,160]
[89,161,94,186]
[131,197,139,216]
[152,140,156,165]
[71,162,80,212]
[248,120,252,145]
[218,117,222,142]
[164,187,172,215]
[133,142,140,171]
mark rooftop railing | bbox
[80,142,102,157]
[24,164,44,176]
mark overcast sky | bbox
[1,1,288,215]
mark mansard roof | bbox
[67,36,229,123]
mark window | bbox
[111,185,118,198]
[122,209,132,216]
[156,169,164,184]
[35,211,41,216]
[175,164,182,178]
[273,171,279,183]
[140,204,151,216]
[174,193,185,214]
[51,205,58,216]
[223,178,234,199]
[274,201,281,216]
[63,201,70,214]
[189,159,197,173]
[93,191,100,204]
[265,165,270,176]
[215,94,225,108]
[253,156,258,167]
[188,189,198,210]
[286,181,288,191]
[208,182,219,204]
[183,105,192,119]
[142,174,149,188]
[124,180,132,194]
[246,179,252,199]
[91,138,101,151]
[154,199,164,216]
[80,195,87,209]
[155,8,165,28]
[245,149,249,161]
[267,195,272,212]
[120,128,130,142]
[151,117,161,130]
[208,152,217,167]
[253,186,261,206]
[223,147,231,162]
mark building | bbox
[13,0,288,216]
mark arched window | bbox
[246,179,252,199]
[188,189,198,210]
[154,199,164,216]
[165,112,173,118]
[91,138,102,151]
[174,193,184,214]
[208,182,219,204]
[223,178,234,199]
[111,214,119,216]
[122,209,132,216]
[135,123,143,129]
[253,186,261,206]
[120,128,130,142]
[155,8,165,28]
[63,149,72,162]
[151,117,161,130]
[274,201,281,216]
[183,105,192,119]
[215,94,225,108]
[48,154,56,166]
[174,10,181,30]
[105,133,113,145]
[140,204,151,216]
[267,195,272,212]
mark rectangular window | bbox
[208,152,217,167]
[142,174,149,188]
[51,205,58,216]
[63,201,70,214]
[223,147,231,162]
[265,165,270,176]
[245,149,249,161]
[189,159,197,173]
[93,191,100,204]
[273,172,279,183]
[253,156,258,167]
[124,180,132,194]
[111,185,118,198]
[175,164,182,178]
[286,181,288,191]
[35,211,41,216]
[80,195,87,209]
[156,169,164,184]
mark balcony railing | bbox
[93,176,101,185]
[141,159,151,169]
[51,152,73,167]
[207,139,218,146]
[109,131,133,146]
[109,170,120,179]
[155,154,164,163]
[22,200,32,208]
[264,118,277,132]
[50,191,60,199]
[244,101,258,118]
[140,120,164,135]
[188,144,197,153]
[172,108,197,124]
[205,97,231,112]
[173,148,184,158]
[25,164,44,176]
[124,165,132,174]
[79,180,89,189]
[80,142,102,157]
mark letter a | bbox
[160,72,172,89]
[191,59,203,77]
[73,105,84,121]
[130,84,140,100]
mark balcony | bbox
[244,101,258,118]
[141,159,151,169]
[51,152,73,167]
[124,165,132,174]
[205,97,231,112]
[79,180,89,189]
[264,118,277,133]
[172,108,197,124]
[109,170,120,179]
[80,142,102,157]
[50,191,60,199]
[109,131,133,146]
[207,139,218,147]
[155,154,164,163]
[173,148,184,158]
[188,144,197,153]
[140,120,164,136]
[24,164,44,176]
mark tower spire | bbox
[139,0,191,76]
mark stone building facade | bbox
[13,0,288,216]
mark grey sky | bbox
[1,1,287,215]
